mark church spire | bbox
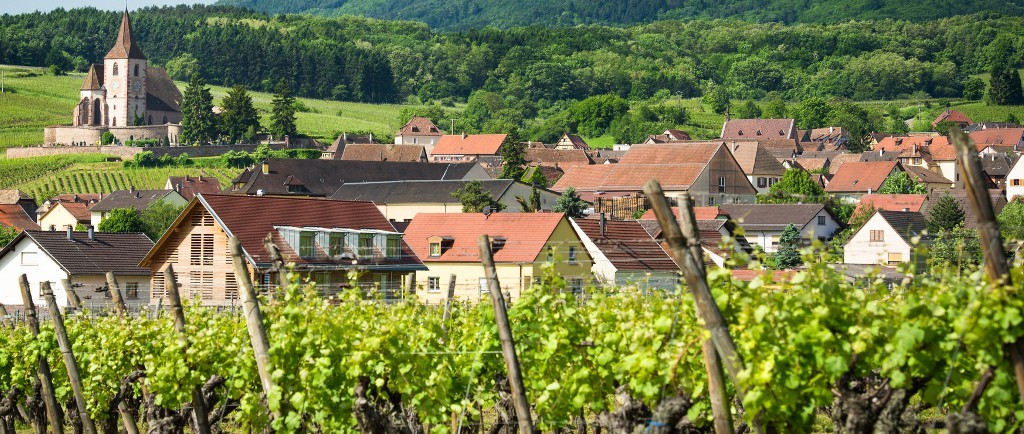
[104,9,146,60]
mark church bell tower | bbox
[103,10,147,128]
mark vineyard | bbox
[0,155,113,190]
[0,238,1021,433]
[7,162,240,202]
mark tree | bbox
[931,224,981,268]
[220,85,260,143]
[878,171,927,194]
[759,169,825,203]
[962,77,985,100]
[987,63,1024,106]
[771,224,803,269]
[180,74,215,145]
[733,100,762,119]
[98,207,145,233]
[140,199,186,241]
[997,200,1024,241]
[499,141,527,180]
[271,79,297,139]
[553,187,588,218]
[932,120,958,136]
[101,131,115,145]
[0,226,17,248]
[452,180,505,213]
[702,82,730,115]
[927,194,965,234]
[794,97,831,129]
[762,92,787,119]
[515,185,543,212]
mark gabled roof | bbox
[828,153,864,175]
[396,117,442,137]
[330,179,518,204]
[855,194,927,215]
[525,148,594,166]
[726,142,786,176]
[933,108,972,127]
[646,129,693,143]
[571,218,678,272]
[969,128,1024,146]
[792,157,830,172]
[0,205,39,232]
[553,164,706,195]
[231,159,488,196]
[104,10,146,60]
[141,194,424,269]
[721,119,795,140]
[403,213,568,263]
[904,166,952,186]
[0,230,152,275]
[718,204,830,231]
[341,144,426,162]
[0,190,32,205]
[979,153,1018,177]
[923,188,1006,230]
[144,67,182,113]
[874,135,948,157]
[44,201,93,224]
[49,193,102,203]
[432,134,507,156]
[167,176,221,201]
[637,206,726,222]
[825,161,900,193]
[875,210,928,242]
[556,133,590,149]
[618,142,722,164]
[809,127,848,141]
[81,64,104,91]
[91,189,180,213]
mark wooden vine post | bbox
[104,272,129,316]
[39,282,97,434]
[162,266,213,434]
[18,275,64,434]
[478,235,534,434]
[59,279,81,310]
[440,274,457,338]
[949,127,1024,407]
[230,236,281,421]
[643,183,746,434]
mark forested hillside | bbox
[216,0,1024,30]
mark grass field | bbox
[0,65,441,150]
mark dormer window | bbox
[430,242,441,256]
[358,233,374,257]
[299,232,315,258]
[427,235,454,257]
[329,233,346,257]
[385,235,401,259]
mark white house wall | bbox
[843,213,915,265]
[0,238,69,307]
[1008,158,1024,200]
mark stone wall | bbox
[43,124,183,147]
[43,126,106,147]
[108,125,183,145]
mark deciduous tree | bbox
[452,180,505,213]
[98,207,145,234]
[878,171,927,194]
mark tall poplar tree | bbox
[988,63,1024,106]
[180,74,215,145]
[220,85,260,143]
[271,79,297,139]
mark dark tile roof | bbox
[167,176,221,200]
[876,210,928,242]
[0,230,152,275]
[979,153,1018,177]
[81,64,104,91]
[0,190,33,205]
[144,67,182,113]
[91,189,178,212]
[331,180,521,204]
[231,159,487,196]
[719,204,828,231]
[572,218,678,272]
[904,166,952,186]
[726,142,786,176]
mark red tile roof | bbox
[969,128,1024,146]
[0,204,39,231]
[639,206,724,221]
[525,148,594,166]
[824,161,899,193]
[432,134,507,156]
[932,108,972,127]
[167,176,221,200]
[403,213,567,263]
[553,164,707,193]
[726,142,786,176]
[104,10,146,60]
[341,144,426,162]
[396,116,442,137]
[828,153,864,175]
[721,119,795,140]
[855,194,927,216]
[51,202,93,224]
[571,218,678,272]
[619,142,721,164]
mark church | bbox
[44,10,184,146]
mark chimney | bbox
[87,226,95,240]
[462,131,468,140]
[66,226,73,241]
[599,213,606,237]
[830,126,834,134]
[879,149,883,156]
[129,185,135,194]
[369,132,373,143]
[198,175,203,182]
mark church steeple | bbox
[104,10,146,60]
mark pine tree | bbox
[553,187,588,218]
[987,64,1024,106]
[270,79,297,139]
[180,74,215,145]
[221,85,260,144]
[927,194,964,234]
[772,224,803,269]
[499,141,527,180]
[452,180,505,213]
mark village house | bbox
[724,141,787,194]
[923,188,1006,230]
[969,127,1024,150]
[321,133,377,160]
[0,229,153,309]
[843,210,928,266]
[644,129,692,144]
[402,213,591,303]
[229,159,491,197]
[44,11,183,146]
[854,194,928,216]
[165,175,221,200]
[90,188,187,228]
[0,190,39,234]
[0,190,37,219]
[721,119,797,141]
[340,144,428,162]
[569,216,678,290]
[38,201,95,231]
[977,153,1018,190]
[637,207,752,268]
[719,203,841,252]
[904,166,954,191]
[825,161,903,202]
[932,108,973,129]
[525,148,595,169]
[329,179,563,223]
[394,117,443,157]
[430,133,508,162]
[552,142,757,205]
[1008,156,1024,200]
[802,127,849,151]
[554,133,590,150]
[140,194,426,306]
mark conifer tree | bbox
[772,224,803,269]
[988,64,1024,106]
[553,187,588,218]
[927,194,964,234]
[452,180,505,213]
[180,74,215,144]
[499,141,527,180]
[221,85,260,143]
[271,79,297,139]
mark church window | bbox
[113,64,119,76]
[113,118,117,127]
[134,64,139,77]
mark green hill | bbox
[217,0,1024,30]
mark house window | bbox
[718,177,726,193]
[817,215,826,226]
[385,236,401,259]
[547,246,554,263]
[189,234,214,265]
[757,177,767,188]
[299,232,315,258]
[568,246,578,264]
[914,157,921,165]
[428,277,440,292]
[1013,179,1021,186]
[429,242,441,257]
[771,235,780,248]
[124,282,139,300]
[887,253,903,265]
[358,234,374,257]
[329,233,346,257]
[708,197,716,206]
[570,278,583,294]
[20,252,37,266]
[313,272,330,288]
[479,277,489,294]
[870,230,884,242]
